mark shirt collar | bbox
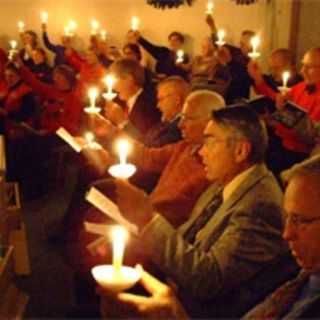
[223,165,257,202]
[127,88,143,114]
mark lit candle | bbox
[248,35,261,60]
[278,71,291,94]
[216,29,226,47]
[41,11,48,24]
[131,16,139,31]
[84,132,102,149]
[111,226,128,273]
[91,19,100,35]
[100,29,107,41]
[8,40,18,61]
[102,75,117,101]
[176,49,184,64]
[84,87,101,114]
[108,139,137,179]
[69,20,77,33]
[18,21,25,33]
[206,0,214,15]
[91,226,141,292]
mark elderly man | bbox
[100,156,320,320]
[144,76,190,148]
[101,106,294,318]
[95,90,225,227]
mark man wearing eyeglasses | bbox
[100,106,296,318]
[99,155,320,320]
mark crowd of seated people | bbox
[0,11,319,319]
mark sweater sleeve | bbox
[138,37,170,61]
[254,79,278,100]
[42,32,59,53]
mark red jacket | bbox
[21,66,81,135]
[256,80,320,153]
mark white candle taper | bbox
[278,71,291,94]
[91,19,100,35]
[111,226,128,273]
[85,87,101,114]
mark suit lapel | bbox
[194,164,270,249]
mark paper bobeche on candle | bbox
[92,265,141,292]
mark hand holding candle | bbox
[108,139,136,179]
[248,35,261,60]
[91,226,141,292]
[84,132,102,150]
[8,40,18,61]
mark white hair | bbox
[182,90,226,117]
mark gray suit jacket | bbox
[140,164,295,317]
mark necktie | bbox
[184,190,223,244]
[244,271,309,320]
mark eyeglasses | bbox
[180,113,206,122]
[284,213,320,228]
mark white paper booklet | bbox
[56,127,82,152]
[86,187,138,235]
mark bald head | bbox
[179,90,225,143]
[301,47,320,85]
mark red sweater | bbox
[256,80,320,153]
[21,66,82,135]
[134,141,209,227]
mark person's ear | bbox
[234,140,251,163]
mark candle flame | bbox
[131,16,139,31]
[251,35,260,52]
[100,29,107,40]
[117,139,131,165]
[41,11,48,23]
[91,19,100,34]
[9,40,17,50]
[282,71,290,88]
[18,21,25,32]
[88,87,99,108]
[206,1,214,14]
[218,29,225,42]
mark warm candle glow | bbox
[111,226,128,273]
[282,71,290,89]
[248,35,261,60]
[69,20,77,31]
[85,132,95,145]
[216,29,226,46]
[88,87,99,108]
[18,21,25,33]
[131,16,139,31]
[9,40,17,50]
[176,49,184,63]
[117,139,131,165]
[206,0,214,14]
[100,29,107,41]
[103,75,117,101]
[91,19,100,35]
[41,11,48,24]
